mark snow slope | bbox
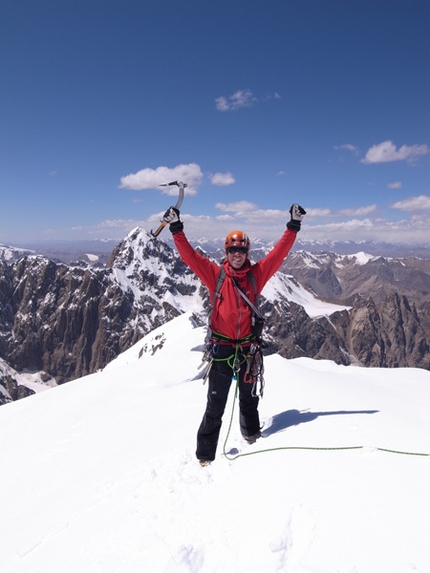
[261,271,351,318]
[1,312,429,573]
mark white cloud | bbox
[179,209,429,246]
[215,89,256,111]
[338,205,378,217]
[97,219,138,229]
[62,188,428,247]
[334,144,359,154]
[263,92,282,101]
[209,172,235,186]
[361,140,429,164]
[214,96,229,112]
[305,208,331,217]
[215,89,281,111]
[216,214,235,221]
[391,195,430,211]
[387,181,402,189]
[302,215,430,246]
[65,205,430,247]
[304,206,377,218]
[69,219,143,238]
[215,201,258,213]
[119,163,202,194]
[243,209,287,222]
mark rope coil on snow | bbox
[222,379,430,461]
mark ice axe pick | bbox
[150,180,187,238]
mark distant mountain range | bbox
[1,229,429,404]
[4,236,430,264]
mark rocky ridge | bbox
[1,229,429,404]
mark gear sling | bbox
[200,266,266,398]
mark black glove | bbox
[163,206,183,234]
[287,204,306,232]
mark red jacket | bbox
[173,229,297,341]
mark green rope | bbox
[375,447,429,457]
[222,376,240,460]
[211,344,247,368]
[222,379,430,461]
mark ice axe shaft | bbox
[150,220,168,238]
[151,180,186,238]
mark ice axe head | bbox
[150,180,187,238]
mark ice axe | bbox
[150,180,187,238]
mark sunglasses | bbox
[227,247,248,255]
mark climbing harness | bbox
[198,265,266,394]
[199,336,265,397]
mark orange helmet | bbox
[225,230,250,251]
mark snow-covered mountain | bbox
[1,227,429,404]
[0,243,35,262]
[0,356,56,400]
[1,240,116,265]
[8,236,430,265]
[0,228,348,400]
[1,312,429,572]
[284,249,430,306]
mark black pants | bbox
[196,345,260,462]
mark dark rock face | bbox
[345,294,430,369]
[0,373,35,405]
[275,251,430,370]
[1,231,430,403]
[262,290,430,371]
[285,251,430,306]
[0,230,205,388]
[3,259,128,381]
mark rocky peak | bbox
[285,251,430,306]
[0,229,208,389]
[1,232,430,404]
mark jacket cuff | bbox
[287,221,301,232]
[169,221,184,234]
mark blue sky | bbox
[1,0,429,246]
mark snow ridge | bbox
[1,312,429,573]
